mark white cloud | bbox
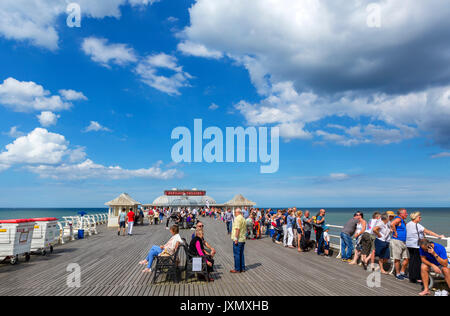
[83,121,112,132]
[167,16,179,23]
[181,0,450,148]
[37,111,60,127]
[0,128,69,168]
[0,77,72,112]
[59,89,87,101]
[208,103,219,110]
[0,0,160,50]
[135,53,192,95]
[177,41,223,59]
[128,0,160,6]
[28,159,181,180]
[81,37,138,67]
[235,81,447,146]
[0,127,180,180]
[431,152,450,159]
[3,126,24,138]
[68,146,87,163]
[329,173,351,181]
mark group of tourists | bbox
[126,204,448,295]
[219,207,449,296]
[340,208,449,296]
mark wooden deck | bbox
[0,217,421,296]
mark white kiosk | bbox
[105,193,141,228]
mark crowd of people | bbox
[220,206,449,296]
[122,205,449,295]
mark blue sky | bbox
[0,0,449,207]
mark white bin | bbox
[0,219,35,264]
[30,217,59,255]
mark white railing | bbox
[323,223,449,274]
[327,224,344,258]
[57,213,107,244]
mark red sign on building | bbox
[164,190,206,196]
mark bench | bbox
[182,238,211,283]
[151,245,182,284]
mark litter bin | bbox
[30,217,59,255]
[78,229,84,239]
[0,219,35,264]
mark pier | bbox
[0,216,421,296]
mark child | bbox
[323,225,331,257]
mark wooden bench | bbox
[182,238,211,283]
[151,245,182,284]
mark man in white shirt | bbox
[373,214,392,274]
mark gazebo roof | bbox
[105,193,141,206]
[224,194,256,207]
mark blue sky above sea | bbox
[0,0,450,208]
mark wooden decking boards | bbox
[0,217,420,296]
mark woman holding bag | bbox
[406,212,445,283]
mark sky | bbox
[0,0,449,207]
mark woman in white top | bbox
[349,213,367,266]
[406,212,445,283]
[139,225,183,272]
[363,212,381,271]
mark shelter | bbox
[223,194,256,211]
[105,193,141,227]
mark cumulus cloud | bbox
[81,37,138,67]
[208,103,219,110]
[181,0,450,148]
[3,126,24,138]
[83,121,112,132]
[0,128,69,168]
[177,41,223,59]
[0,77,73,112]
[59,89,87,101]
[0,127,180,180]
[37,111,60,127]
[81,38,192,96]
[28,159,181,180]
[0,0,160,50]
[135,53,192,95]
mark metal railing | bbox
[57,213,108,244]
[322,224,449,274]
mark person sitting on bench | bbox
[419,238,450,296]
[189,229,215,281]
[139,225,182,273]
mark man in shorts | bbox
[390,209,410,280]
[118,208,127,236]
[373,214,391,274]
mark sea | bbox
[0,207,449,236]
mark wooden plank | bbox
[0,217,421,296]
